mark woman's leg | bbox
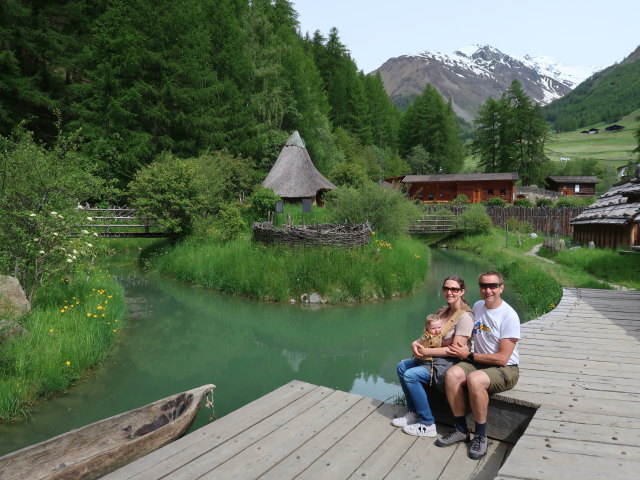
[396,358,420,412]
[398,361,434,424]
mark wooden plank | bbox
[258,397,383,480]
[103,380,319,480]
[524,417,640,448]
[167,386,335,480]
[294,402,402,480]
[197,390,363,480]
[497,445,640,480]
[437,441,511,480]
[347,428,417,479]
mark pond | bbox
[0,248,525,456]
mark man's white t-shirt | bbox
[472,299,521,366]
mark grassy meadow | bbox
[545,107,639,164]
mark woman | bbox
[393,275,474,437]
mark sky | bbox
[292,0,640,73]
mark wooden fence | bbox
[408,214,461,234]
[77,207,169,238]
[420,206,586,236]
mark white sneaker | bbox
[391,411,419,427]
[402,423,437,437]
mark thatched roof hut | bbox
[263,131,336,204]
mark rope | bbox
[205,389,216,423]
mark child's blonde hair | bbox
[425,314,442,328]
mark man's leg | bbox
[466,370,491,423]
[436,365,471,447]
[444,365,467,416]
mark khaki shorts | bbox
[456,362,519,394]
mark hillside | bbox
[543,45,640,132]
[546,108,639,166]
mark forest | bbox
[0,0,471,195]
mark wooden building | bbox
[570,178,640,249]
[383,172,519,204]
[546,175,600,196]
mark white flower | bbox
[86,217,93,221]
[29,213,37,217]
[39,250,45,255]
[58,214,64,219]
[50,211,58,216]
[53,232,59,236]
[72,249,78,255]
[72,255,77,260]
[66,258,73,263]
[93,232,99,237]
[81,230,89,235]
[86,243,93,248]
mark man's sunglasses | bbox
[442,286,462,293]
[479,283,502,290]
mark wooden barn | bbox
[383,172,519,204]
[262,131,336,205]
[546,175,600,196]
[570,177,640,249]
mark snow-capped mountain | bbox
[373,45,601,121]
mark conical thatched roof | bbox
[262,131,336,199]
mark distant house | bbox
[588,128,600,134]
[546,176,600,196]
[605,124,625,132]
[383,172,519,203]
[262,131,336,205]
[571,177,640,249]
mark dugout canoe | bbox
[0,384,216,480]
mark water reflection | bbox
[0,248,524,456]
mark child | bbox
[415,314,453,366]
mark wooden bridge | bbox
[101,287,640,479]
[78,208,171,238]
[409,213,462,234]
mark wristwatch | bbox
[467,352,475,362]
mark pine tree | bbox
[472,80,549,185]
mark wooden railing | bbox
[409,214,461,234]
[77,208,170,238]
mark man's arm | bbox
[447,338,517,366]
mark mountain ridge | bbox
[374,45,601,122]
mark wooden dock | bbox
[101,287,640,480]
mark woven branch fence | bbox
[252,222,372,247]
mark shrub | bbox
[459,204,492,233]
[213,203,247,241]
[324,183,421,237]
[247,188,281,221]
[449,194,469,206]
[128,154,206,235]
[329,162,369,188]
[506,217,532,234]
[555,196,583,208]
[513,198,533,207]
[485,197,506,207]
[535,198,554,207]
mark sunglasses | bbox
[442,286,462,293]
[479,283,502,290]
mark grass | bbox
[545,108,639,164]
[437,227,635,320]
[147,234,430,303]
[0,270,125,420]
[538,246,640,290]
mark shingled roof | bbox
[547,176,601,184]
[401,172,519,183]
[262,131,336,199]
[570,179,640,225]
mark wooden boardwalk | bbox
[101,287,640,480]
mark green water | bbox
[0,248,524,456]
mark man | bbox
[435,271,520,460]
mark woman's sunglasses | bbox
[442,286,462,293]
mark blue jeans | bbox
[396,358,434,425]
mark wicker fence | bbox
[420,206,586,235]
[252,222,372,247]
